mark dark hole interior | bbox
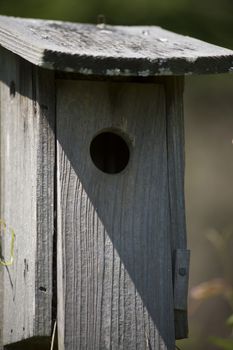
[90,132,130,174]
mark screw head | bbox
[179,267,186,276]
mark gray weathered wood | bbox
[0,15,233,76]
[33,66,56,337]
[0,46,55,346]
[173,249,190,311]
[165,77,186,251]
[57,80,175,349]
[165,76,189,339]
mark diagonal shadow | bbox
[56,80,175,349]
[0,51,175,349]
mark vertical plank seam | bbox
[52,77,58,329]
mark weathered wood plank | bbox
[57,80,175,349]
[0,15,233,76]
[165,77,186,251]
[165,76,189,339]
[0,46,55,346]
[173,249,190,311]
[33,66,56,337]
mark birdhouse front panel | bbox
[56,80,174,350]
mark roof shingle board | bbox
[0,15,233,76]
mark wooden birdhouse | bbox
[0,15,233,350]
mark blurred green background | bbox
[1,0,233,48]
[1,1,233,350]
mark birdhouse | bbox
[0,15,233,350]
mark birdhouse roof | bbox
[0,15,233,77]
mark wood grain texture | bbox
[0,46,55,346]
[165,77,189,339]
[173,249,190,311]
[33,66,56,337]
[0,15,233,76]
[57,80,175,349]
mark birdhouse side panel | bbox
[0,47,55,345]
[165,77,189,339]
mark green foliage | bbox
[226,315,233,328]
[210,312,233,349]
[209,337,233,350]
[190,229,233,350]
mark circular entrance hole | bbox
[90,131,130,174]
